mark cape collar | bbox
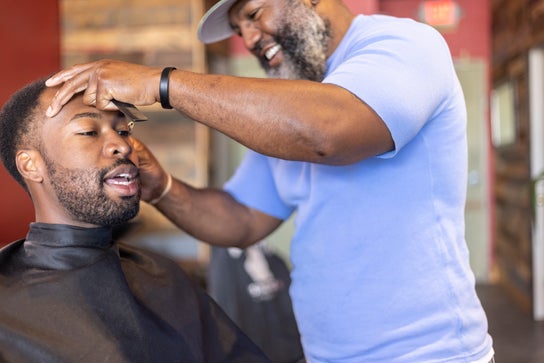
[27,223,113,248]
[21,223,116,270]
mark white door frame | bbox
[529,46,544,321]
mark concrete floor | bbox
[477,284,544,363]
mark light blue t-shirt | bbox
[224,14,493,362]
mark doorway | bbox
[456,59,492,283]
[529,46,544,320]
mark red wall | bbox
[0,0,60,245]
[229,0,490,62]
[344,0,380,15]
[379,0,490,60]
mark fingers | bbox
[81,70,100,109]
[45,60,160,118]
[46,64,97,117]
[45,60,118,117]
[132,138,169,203]
[46,81,91,117]
[45,62,95,87]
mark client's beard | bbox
[44,155,140,226]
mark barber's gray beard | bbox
[264,40,327,81]
[44,155,139,226]
[266,56,301,80]
[264,0,330,81]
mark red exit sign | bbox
[420,0,461,29]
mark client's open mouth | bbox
[103,165,139,197]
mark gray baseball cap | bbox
[197,0,239,44]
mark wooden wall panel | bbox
[491,0,544,311]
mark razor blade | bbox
[112,99,148,122]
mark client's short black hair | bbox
[0,78,48,190]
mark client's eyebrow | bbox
[70,112,102,122]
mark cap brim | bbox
[197,0,238,44]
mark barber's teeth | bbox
[265,44,281,60]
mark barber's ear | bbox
[16,149,45,184]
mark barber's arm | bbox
[132,138,282,248]
[46,59,393,165]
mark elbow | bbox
[307,130,355,165]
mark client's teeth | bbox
[265,44,281,60]
[117,173,132,181]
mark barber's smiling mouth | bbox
[265,44,281,61]
[262,43,282,67]
[103,166,139,197]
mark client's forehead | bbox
[32,86,68,135]
[40,87,85,114]
[39,86,61,111]
[38,87,81,127]
[39,88,105,128]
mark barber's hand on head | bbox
[131,137,170,204]
[45,59,162,117]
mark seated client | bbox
[0,77,271,363]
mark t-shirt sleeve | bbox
[224,150,294,220]
[323,17,458,158]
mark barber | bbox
[45,0,494,361]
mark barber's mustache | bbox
[253,38,277,56]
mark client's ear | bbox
[16,149,44,184]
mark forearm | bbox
[167,70,393,165]
[151,177,274,248]
[45,60,393,165]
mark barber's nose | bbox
[240,23,262,52]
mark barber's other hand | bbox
[131,137,170,204]
[45,59,162,117]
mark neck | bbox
[319,0,356,57]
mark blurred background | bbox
[1,1,543,361]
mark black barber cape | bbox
[0,223,271,363]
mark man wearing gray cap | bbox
[45,0,494,361]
